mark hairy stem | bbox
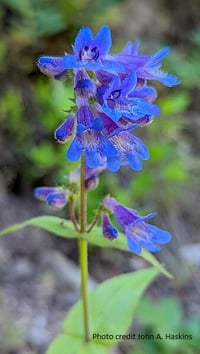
[79,155,90,342]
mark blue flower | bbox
[66,128,117,168]
[34,187,68,209]
[37,56,67,80]
[107,131,150,172]
[63,26,124,72]
[100,72,160,122]
[103,196,171,254]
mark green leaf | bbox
[47,334,108,354]
[84,226,172,278]
[63,268,159,347]
[136,296,182,333]
[0,216,75,238]
[0,216,172,278]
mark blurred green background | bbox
[0,0,200,353]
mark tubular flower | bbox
[103,196,171,254]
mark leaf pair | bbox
[0,215,172,278]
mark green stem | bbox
[79,155,90,342]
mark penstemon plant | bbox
[0,26,179,353]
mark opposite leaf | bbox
[0,216,172,278]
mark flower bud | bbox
[34,187,58,201]
[85,175,99,191]
[37,56,67,80]
[55,115,75,143]
[46,190,68,209]
[101,213,118,240]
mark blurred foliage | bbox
[127,296,200,354]
[166,26,200,89]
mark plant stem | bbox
[79,155,90,342]
[69,197,79,232]
[86,203,103,233]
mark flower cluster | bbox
[38,26,179,172]
[36,26,179,254]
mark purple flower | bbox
[37,56,67,80]
[101,212,118,240]
[103,196,171,254]
[34,187,68,210]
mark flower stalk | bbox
[79,155,90,342]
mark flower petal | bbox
[67,137,83,161]
[126,232,142,254]
[92,26,112,57]
[147,224,172,244]
[73,27,93,56]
